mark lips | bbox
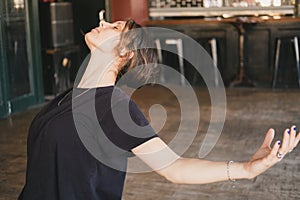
[92,28,100,33]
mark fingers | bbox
[271,140,282,161]
[277,125,300,158]
[289,125,296,151]
[294,129,300,149]
[279,128,291,154]
[271,140,281,156]
[261,128,275,149]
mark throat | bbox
[77,53,118,88]
[78,67,117,88]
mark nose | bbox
[99,20,112,28]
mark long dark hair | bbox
[115,19,158,86]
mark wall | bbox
[110,0,148,26]
[70,0,106,59]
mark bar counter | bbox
[146,17,300,87]
[146,16,300,26]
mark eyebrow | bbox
[115,21,124,24]
[113,21,125,26]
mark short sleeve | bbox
[99,99,157,152]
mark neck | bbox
[77,50,119,88]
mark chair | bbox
[272,36,300,88]
[155,38,185,85]
[209,38,219,87]
[155,37,219,86]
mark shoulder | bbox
[96,86,140,112]
[94,86,145,122]
[113,89,148,125]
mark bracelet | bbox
[227,160,236,182]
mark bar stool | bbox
[272,36,300,88]
[155,37,219,86]
[209,38,219,87]
[190,37,219,87]
[155,38,185,85]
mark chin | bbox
[84,34,93,51]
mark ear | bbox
[128,51,134,60]
[119,50,134,60]
[120,49,127,57]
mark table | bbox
[229,17,263,87]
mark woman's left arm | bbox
[131,125,300,184]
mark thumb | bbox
[261,128,275,149]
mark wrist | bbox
[242,162,253,179]
[229,161,251,180]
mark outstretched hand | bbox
[245,126,300,179]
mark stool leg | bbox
[155,39,165,83]
[176,39,185,86]
[293,36,300,87]
[210,38,218,87]
[165,39,185,85]
[272,39,281,88]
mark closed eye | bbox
[112,22,125,31]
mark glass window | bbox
[3,0,31,98]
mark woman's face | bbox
[85,21,127,53]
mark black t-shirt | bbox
[18,86,157,200]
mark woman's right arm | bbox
[132,126,300,184]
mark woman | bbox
[19,19,300,200]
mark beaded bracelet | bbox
[227,160,236,182]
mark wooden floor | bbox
[0,86,299,200]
